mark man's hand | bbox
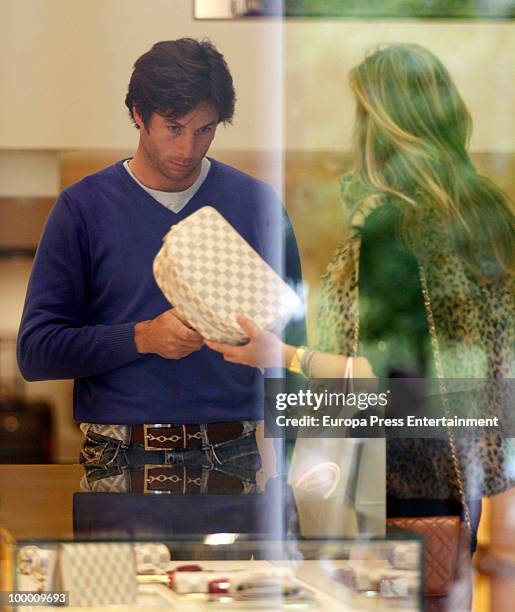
[134,309,203,359]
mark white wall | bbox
[0,0,282,151]
[285,20,514,152]
[1,4,513,154]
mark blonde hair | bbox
[349,43,514,280]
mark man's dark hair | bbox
[125,38,235,129]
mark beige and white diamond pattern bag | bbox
[153,206,300,344]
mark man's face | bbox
[133,103,219,191]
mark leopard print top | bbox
[316,175,514,501]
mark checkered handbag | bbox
[55,543,137,606]
[153,206,301,344]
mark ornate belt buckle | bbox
[143,465,184,494]
[143,423,185,451]
[143,465,202,494]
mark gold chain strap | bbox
[352,250,360,357]
[418,264,471,527]
[352,308,360,357]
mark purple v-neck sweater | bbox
[18,159,293,424]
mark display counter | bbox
[7,537,423,611]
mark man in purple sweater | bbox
[17,38,303,494]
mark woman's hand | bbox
[204,314,285,369]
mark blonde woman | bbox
[207,44,514,551]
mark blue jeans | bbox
[80,422,262,493]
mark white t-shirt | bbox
[123,157,211,214]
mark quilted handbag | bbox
[387,516,470,599]
[153,206,301,344]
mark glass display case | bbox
[4,534,424,610]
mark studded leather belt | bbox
[130,422,245,451]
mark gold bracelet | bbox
[302,348,317,378]
[288,346,308,376]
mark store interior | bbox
[0,1,513,610]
